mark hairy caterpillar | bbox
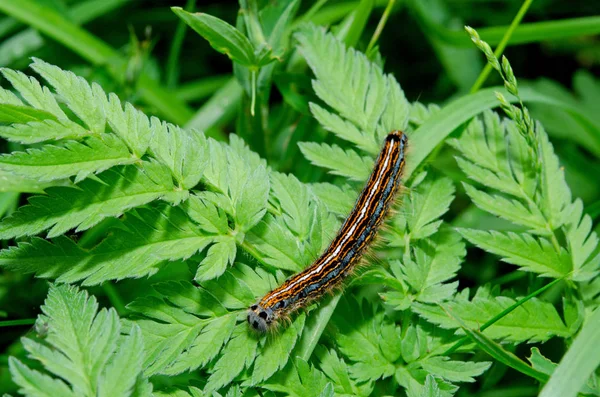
[247,131,407,332]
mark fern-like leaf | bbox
[298,142,372,181]
[0,205,213,285]
[0,134,136,182]
[413,287,570,343]
[9,284,149,397]
[0,118,91,144]
[458,228,571,278]
[0,162,181,239]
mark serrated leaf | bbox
[103,93,151,157]
[184,194,229,235]
[150,118,207,189]
[271,172,312,238]
[1,68,67,118]
[9,284,147,397]
[245,213,305,272]
[0,104,57,123]
[563,199,599,280]
[403,176,455,241]
[335,299,398,382]
[0,205,213,285]
[299,142,372,181]
[316,349,373,397]
[31,58,106,134]
[0,118,91,144]
[205,324,258,392]
[310,182,356,217]
[0,134,136,183]
[194,237,237,282]
[462,183,548,234]
[458,228,572,278]
[296,25,408,137]
[413,289,570,343]
[262,358,331,397]
[249,314,306,385]
[0,162,178,239]
[420,356,490,383]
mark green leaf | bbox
[262,358,331,397]
[540,307,600,397]
[9,284,147,397]
[184,194,229,235]
[299,142,372,181]
[316,348,373,397]
[420,356,490,383]
[172,7,258,67]
[310,182,356,217]
[401,229,463,303]
[462,183,547,234]
[126,281,235,376]
[0,205,213,285]
[402,176,455,241]
[194,236,237,282]
[413,288,570,343]
[271,172,312,239]
[249,314,306,385]
[102,93,151,158]
[1,67,67,118]
[0,103,57,123]
[31,58,106,134]
[0,162,179,239]
[538,124,571,230]
[458,228,572,278]
[296,24,408,140]
[204,324,258,392]
[0,118,91,144]
[0,134,136,183]
[334,299,399,382]
[563,199,600,280]
[149,119,207,189]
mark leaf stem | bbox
[469,0,534,93]
[366,0,395,54]
[0,318,36,327]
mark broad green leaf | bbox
[458,228,572,278]
[0,162,179,239]
[172,7,257,67]
[316,348,373,397]
[310,182,356,217]
[184,194,229,235]
[0,134,137,183]
[271,172,312,239]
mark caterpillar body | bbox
[247,130,407,332]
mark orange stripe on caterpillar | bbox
[247,131,407,332]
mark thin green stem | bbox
[443,277,564,355]
[0,318,36,327]
[366,0,395,54]
[166,0,196,88]
[102,282,128,317]
[470,0,534,93]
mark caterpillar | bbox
[247,130,407,332]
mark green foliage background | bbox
[0,1,599,396]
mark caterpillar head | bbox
[247,304,274,333]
